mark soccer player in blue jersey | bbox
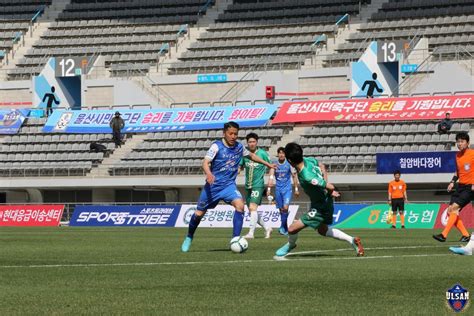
[267,147,299,236]
[181,121,275,252]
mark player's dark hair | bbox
[284,142,304,165]
[277,147,285,154]
[393,170,401,176]
[246,132,259,142]
[224,121,239,131]
[455,132,469,142]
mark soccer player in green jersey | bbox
[275,142,365,257]
[240,133,273,239]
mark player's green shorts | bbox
[245,187,265,205]
[300,206,333,229]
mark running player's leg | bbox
[245,187,271,238]
[276,189,291,235]
[317,224,364,256]
[223,184,246,238]
[275,219,306,256]
[181,186,214,252]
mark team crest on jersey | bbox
[311,178,318,185]
[446,284,470,313]
[464,163,470,171]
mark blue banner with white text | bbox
[376,151,456,174]
[0,109,30,134]
[42,105,277,133]
[70,205,180,226]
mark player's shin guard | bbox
[232,210,244,237]
[187,213,203,238]
[280,211,289,230]
[325,227,353,244]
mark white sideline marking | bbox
[0,249,453,270]
[287,244,449,256]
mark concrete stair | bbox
[88,133,148,178]
[150,0,231,77]
[150,27,207,77]
[353,0,391,22]
[267,126,309,155]
[0,0,70,80]
[303,24,361,69]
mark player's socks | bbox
[441,213,458,237]
[454,217,470,237]
[248,211,258,235]
[187,213,202,238]
[232,210,244,237]
[280,211,289,231]
[257,212,268,228]
[391,214,397,226]
[400,214,405,227]
[275,233,298,256]
[288,233,298,247]
[325,227,353,244]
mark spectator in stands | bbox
[361,72,383,98]
[438,112,453,134]
[388,170,407,229]
[109,111,125,148]
[42,86,60,117]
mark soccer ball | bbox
[230,236,249,253]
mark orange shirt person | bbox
[433,132,473,243]
[388,170,407,229]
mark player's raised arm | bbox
[318,161,328,182]
[292,171,300,197]
[247,151,276,169]
[267,166,275,188]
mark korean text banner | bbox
[376,151,456,174]
[42,105,277,133]
[272,95,473,123]
[70,205,180,226]
[0,205,64,226]
[333,204,440,229]
[175,205,299,228]
[0,109,30,134]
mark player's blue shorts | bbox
[275,188,292,209]
[197,183,243,212]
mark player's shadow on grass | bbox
[287,253,334,258]
[209,248,232,252]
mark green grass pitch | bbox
[0,227,472,315]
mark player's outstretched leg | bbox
[275,220,306,256]
[449,233,474,256]
[319,225,365,257]
[181,213,203,252]
[275,233,298,257]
